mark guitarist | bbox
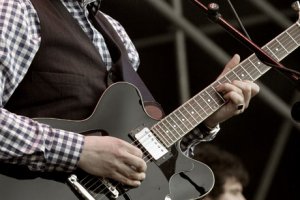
[0,0,259,192]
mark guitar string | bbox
[91,56,274,200]
[80,134,157,200]
[81,24,300,199]
[95,137,159,200]
[80,174,106,198]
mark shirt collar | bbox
[80,0,101,8]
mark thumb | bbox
[218,54,240,78]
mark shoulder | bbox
[102,12,140,70]
[101,13,126,35]
[0,0,32,11]
[0,0,36,23]
[0,0,39,32]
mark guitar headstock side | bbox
[292,1,300,20]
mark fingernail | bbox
[237,104,244,110]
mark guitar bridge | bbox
[67,174,119,200]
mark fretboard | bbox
[151,21,300,148]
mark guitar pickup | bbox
[135,128,168,160]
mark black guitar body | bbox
[2,7,300,198]
[0,82,214,200]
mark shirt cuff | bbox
[32,125,85,172]
[181,123,220,157]
[198,123,220,141]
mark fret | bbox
[193,94,210,116]
[248,55,270,75]
[269,38,289,60]
[180,102,200,126]
[215,78,224,85]
[149,20,300,149]
[224,75,232,83]
[170,113,185,131]
[151,126,171,147]
[161,120,178,144]
[152,120,172,146]
[163,118,181,140]
[226,70,242,82]
[232,69,242,80]
[264,46,279,61]
[186,99,206,124]
[198,91,214,113]
[206,86,225,107]
[177,106,195,124]
[236,63,254,80]
[164,117,182,139]
[173,104,198,130]
[277,31,298,53]
[218,76,231,84]
[179,105,200,124]
[204,89,219,109]
[173,110,192,131]
[169,112,188,132]
[286,29,299,46]
[160,117,183,147]
[190,97,209,119]
[240,59,260,79]
[158,125,174,146]
[287,25,300,47]
[212,80,220,89]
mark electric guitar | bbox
[1,6,300,200]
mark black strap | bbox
[89,9,157,103]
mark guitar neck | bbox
[151,21,300,148]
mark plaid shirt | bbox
[0,0,139,172]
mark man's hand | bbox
[204,54,260,127]
[78,136,147,187]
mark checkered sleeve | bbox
[0,1,85,172]
[0,108,84,172]
[0,0,41,105]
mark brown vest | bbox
[5,0,117,120]
[1,0,145,180]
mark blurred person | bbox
[192,143,249,200]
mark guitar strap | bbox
[89,9,165,120]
